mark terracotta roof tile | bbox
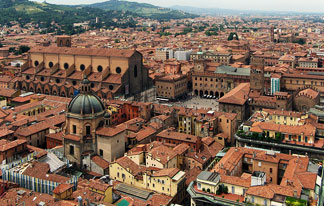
[30,46,136,58]
[91,155,109,169]
[52,183,73,194]
[218,83,250,105]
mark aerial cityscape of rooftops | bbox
[1,0,324,205]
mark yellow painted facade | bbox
[109,162,185,197]
[29,53,129,75]
[197,180,218,194]
[266,112,308,126]
[146,153,178,169]
[246,195,271,206]
[89,186,113,203]
[128,153,144,165]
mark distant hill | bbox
[85,0,198,20]
[0,0,139,34]
[170,5,239,16]
[171,5,324,16]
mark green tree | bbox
[9,47,16,53]
[19,45,30,54]
[251,132,259,140]
[216,184,229,195]
[228,32,239,41]
[275,132,283,142]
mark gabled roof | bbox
[218,83,250,105]
[91,155,109,169]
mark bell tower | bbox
[57,35,72,47]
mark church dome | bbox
[67,75,105,115]
[68,94,105,115]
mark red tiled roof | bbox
[96,125,125,137]
[0,88,18,97]
[152,168,180,178]
[29,46,136,58]
[91,155,109,169]
[218,83,250,105]
[157,128,198,143]
[115,156,144,176]
[64,134,81,142]
[0,139,26,152]
[52,183,73,194]
[46,132,63,141]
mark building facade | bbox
[18,37,149,99]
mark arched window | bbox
[72,80,77,86]
[109,85,114,90]
[26,75,30,80]
[116,67,121,74]
[40,77,45,82]
[80,64,85,71]
[34,61,39,67]
[48,62,54,68]
[134,65,138,78]
[64,63,69,69]
[56,78,60,84]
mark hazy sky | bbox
[33,0,324,13]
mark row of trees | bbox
[237,130,285,143]
[9,46,30,55]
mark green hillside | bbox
[86,0,198,20]
[0,0,138,34]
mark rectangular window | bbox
[251,196,254,203]
[298,136,301,142]
[99,149,103,156]
[305,136,308,143]
[69,145,74,155]
[270,168,272,173]
[73,125,76,134]
[86,126,91,135]
[264,199,267,205]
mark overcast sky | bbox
[33,0,324,13]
